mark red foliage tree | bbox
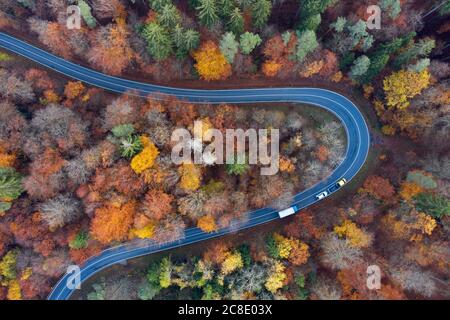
[362,175,396,201]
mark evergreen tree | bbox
[0,167,23,200]
[379,0,401,19]
[349,55,370,80]
[149,0,172,12]
[297,0,333,31]
[227,7,245,35]
[220,32,239,63]
[251,0,272,30]
[294,29,318,62]
[439,1,450,16]
[226,155,249,175]
[239,32,262,55]
[360,32,415,83]
[142,22,173,61]
[112,124,135,138]
[301,13,321,32]
[218,0,236,19]
[69,231,90,249]
[119,135,143,159]
[393,39,435,69]
[407,58,430,73]
[331,16,347,33]
[183,29,201,52]
[158,3,182,29]
[197,0,219,27]
[174,25,200,58]
[78,0,96,28]
[347,20,374,52]
[414,193,450,219]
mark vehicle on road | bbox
[315,191,329,200]
[278,206,298,218]
[328,178,348,193]
[337,178,347,187]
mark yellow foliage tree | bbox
[279,157,295,173]
[7,279,21,300]
[0,249,17,281]
[20,267,33,281]
[334,219,372,248]
[197,215,217,233]
[273,233,310,265]
[178,163,201,191]
[192,41,232,81]
[331,71,343,82]
[399,182,423,201]
[130,136,159,174]
[129,223,155,239]
[415,212,436,236]
[273,233,293,259]
[383,69,430,110]
[299,60,324,77]
[381,125,396,136]
[220,251,243,275]
[265,261,286,294]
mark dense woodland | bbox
[0,0,449,300]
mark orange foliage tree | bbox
[262,60,282,77]
[143,189,174,221]
[319,50,338,76]
[315,145,329,162]
[192,41,231,81]
[262,33,297,78]
[88,19,134,75]
[399,182,423,201]
[90,201,136,244]
[289,241,310,266]
[197,215,218,233]
[203,241,230,265]
[64,81,86,100]
[279,157,295,173]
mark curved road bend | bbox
[0,32,371,300]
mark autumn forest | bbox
[0,0,449,301]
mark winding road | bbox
[0,32,371,300]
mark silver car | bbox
[316,191,329,200]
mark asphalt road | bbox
[0,32,371,300]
